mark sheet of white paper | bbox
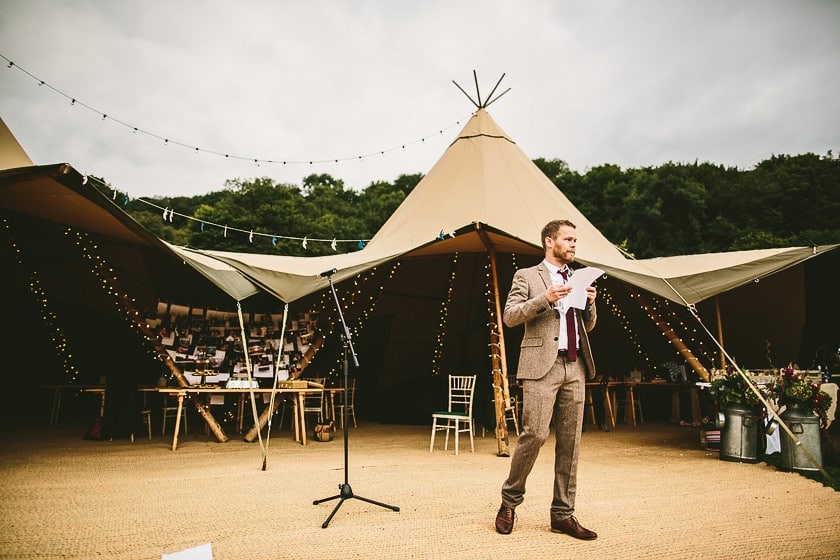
[162,542,213,560]
[564,266,605,310]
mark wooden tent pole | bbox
[631,288,710,382]
[129,307,229,443]
[159,349,229,443]
[714,296,725,370]
[478,227,510,457]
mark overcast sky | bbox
[2,1,838,199]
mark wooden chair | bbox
[614,385,644,425]
[161,395,188,436]
[335,378,357,429]
[130,409,153,442]
[302,380,325,429]
[140,409,152,439]
[430,374,477,455]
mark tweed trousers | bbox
[501,354,586,522]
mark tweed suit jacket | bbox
[503,262,597,381]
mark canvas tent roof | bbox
[364,109,625,261]
[6,106,826,311]
[4,106,835,313]
[0,115,33,169]
[3,106,836,318]
[602,245,838,306]
[2,114,262,305]
[0,163,262,307]
[197,108,837,307]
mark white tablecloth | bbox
[822,382,837,427]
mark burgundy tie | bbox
[559,269,577,362]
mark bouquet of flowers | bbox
[770,366,833,428]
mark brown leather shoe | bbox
[495,504,515,534]
[550,515,597,540]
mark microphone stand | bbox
[313,270,399,528]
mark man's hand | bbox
[545,284,573,303]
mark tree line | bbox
[111,152,839,259]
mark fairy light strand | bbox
[648,294,715,366]
[627,288,714,372]
[432,253,459,376]
[1,218,81,383]
[310,263,397,381]
[69,228,164,366]
[600,284,654,370]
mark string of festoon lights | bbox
[432,253,460,376]
[1,218,81,383]
[89,176,371,251]
[2,54,470,173]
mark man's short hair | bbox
[541,219,576,249]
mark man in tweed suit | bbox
[495,219,599,540]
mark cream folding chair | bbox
[504,394,520,435]
[481,392,519,437]
[430,374,477,455]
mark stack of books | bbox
[700,430,721,450]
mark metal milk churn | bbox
[718,402,759,463]
[779,405,823,472]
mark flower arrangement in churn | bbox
[770,366,833,428]
[708,366,766,409]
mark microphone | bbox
[319,268,338,277]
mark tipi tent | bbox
[1,107,837,435]
[200,108,836,310]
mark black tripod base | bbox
[314,483,399,528]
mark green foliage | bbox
[116,153,838,258]
[122,173,420,256]
[709,373,766,408]
[552,152,840,257]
